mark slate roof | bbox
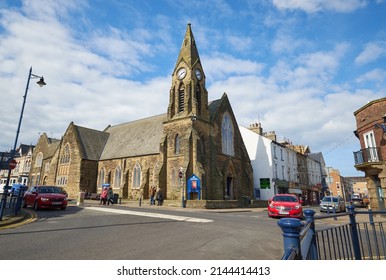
[308,152,325,165]
[45,139,61,160]
[75,126,110,161]
[209,99,221,120]
[96,98,222,161]
[100,114,168,160]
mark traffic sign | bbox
[8,159,17,170]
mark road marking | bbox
[88,207,213,223]
[0,209,37,230]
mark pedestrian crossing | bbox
[87,206,213,223]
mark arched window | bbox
[178,84,185,112]
[175,134,180,155]
[35,152,43,167]
[222,113,234,156]
[114,165,122,188]
[133,163,141,189]
[58,144,70,186]
[60,144,70,164]
[99,168,105,187]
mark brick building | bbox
[29,24,253,205]
[353,97,386,211]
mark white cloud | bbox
[272,0,368,13]
[268,43,348,90]
[272,32,311,54]
[355,41,386,65]
[356,68,386,84]
[202,54,264,81]
[227,35,254,53]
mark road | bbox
[0,202,284,260]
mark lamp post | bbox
[179,168,184,207]
[0,67,46,221]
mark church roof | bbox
[209,98,222,120]
[45,140,61,160]
[75,126,110,161]
[100,113,167,160]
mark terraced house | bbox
[28,24,253,206]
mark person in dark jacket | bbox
[107,187,114,205]
[156,189,163,206]
[150,186,156,205]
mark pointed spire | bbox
[174,23,201,70]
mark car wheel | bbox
[61,207,66,210]
[22,199,27,208]
[34,201,39,211]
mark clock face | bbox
[195,69,202,80]
[177,68,187,80]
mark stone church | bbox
[29,24,253,206]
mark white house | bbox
[239,126,275,200]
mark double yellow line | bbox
[0,209,37,230]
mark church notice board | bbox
[187,174,201,200]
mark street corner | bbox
[0,209,36,230]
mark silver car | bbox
[320,196,346,213]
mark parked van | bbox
[10,184,28,196]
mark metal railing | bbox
[353,147,383,165]
[0,189,25,220]
[278,205,386,260]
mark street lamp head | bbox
[36,77,46,87]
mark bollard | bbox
[347,205,361,260]
[278,218,303,260]
[368,207,374,225]
[77,192,85,206]
[139,197,142,207]
[303,209,318,259]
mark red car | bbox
[23,185,68,210]
[268,194,303,219]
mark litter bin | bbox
[113,193,119,204]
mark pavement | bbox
[0,206,33,229]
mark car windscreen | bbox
[37,187,62,194]
[273,196,297,202]
[322,197,338,202]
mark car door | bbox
[25,186,37,206]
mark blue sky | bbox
[0,0,385,176]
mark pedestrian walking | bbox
[150,186,156,205]
[100,187,108,205]
[156,189,163,206]
[107,187,114,205]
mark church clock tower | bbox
[162,23,211,201]
[167,23,209,120]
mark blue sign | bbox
[187,174,201,200]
